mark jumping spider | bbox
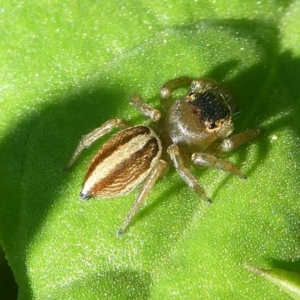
[66,76,259,235]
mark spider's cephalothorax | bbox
[66,76,260,235]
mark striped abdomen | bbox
[80,126,162,199]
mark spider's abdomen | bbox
[80,126,162,199]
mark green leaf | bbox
[1,1,300,299]
[248,266,300,300]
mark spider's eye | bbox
[208,122,217,129]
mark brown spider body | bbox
[159,78,237,154]
[66,76,259,235]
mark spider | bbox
[66,76,259,235]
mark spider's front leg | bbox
[216,129,261,154]
[192,128,261,178]
[167,144,211,203]
[65,118,130,169]
[118,159,168,236]
[191,152,246,179]
[131,94,161,122]
[159,76,194,110]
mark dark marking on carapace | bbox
[190,90,231,125]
